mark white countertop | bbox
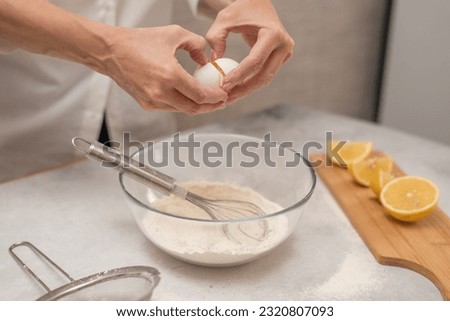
[1,105,448,300]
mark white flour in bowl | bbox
[140,181,291,266]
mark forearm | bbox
[0,0,112,73]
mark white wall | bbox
[380,0,450,145]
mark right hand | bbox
[205,0,294,105]
[103,25,228,115]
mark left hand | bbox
[206,0,294,104]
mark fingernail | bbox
[210,50,217,61]
[222,82,233,92]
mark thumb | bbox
[206,23,229,60]
[178,31,209,65]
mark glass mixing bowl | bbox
[119,133,316,267]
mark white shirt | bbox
[0,0,199,181]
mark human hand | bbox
[103,25,228,115]
[205,0,294,104]
[1,1,227,114]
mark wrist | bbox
[71,21,117,75]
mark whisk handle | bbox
[72,137,179,196]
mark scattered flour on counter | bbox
[141,181,291,266]
[310,251,382,300]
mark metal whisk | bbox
[72,138,266,222]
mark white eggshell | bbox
[193,58,239,87]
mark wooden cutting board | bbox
[311,152,450,300]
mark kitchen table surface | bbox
[1,105,449,301]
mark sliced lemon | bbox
[380,176,439,222]
[370,170,395,197]
[327,140,373,167]
[348,156,393,187]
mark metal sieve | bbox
[9,241,160,301]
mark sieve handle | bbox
[9,241,74,293]
[72,137,187,198]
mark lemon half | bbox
[327,140,373,167]
[348,156,393,187]
[380,176,439,222]
[370,170,395,197]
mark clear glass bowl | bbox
[119,133,316,267]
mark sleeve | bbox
[185,0,200,16]
[188,0,235,19]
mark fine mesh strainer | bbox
[9,241,160,301]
